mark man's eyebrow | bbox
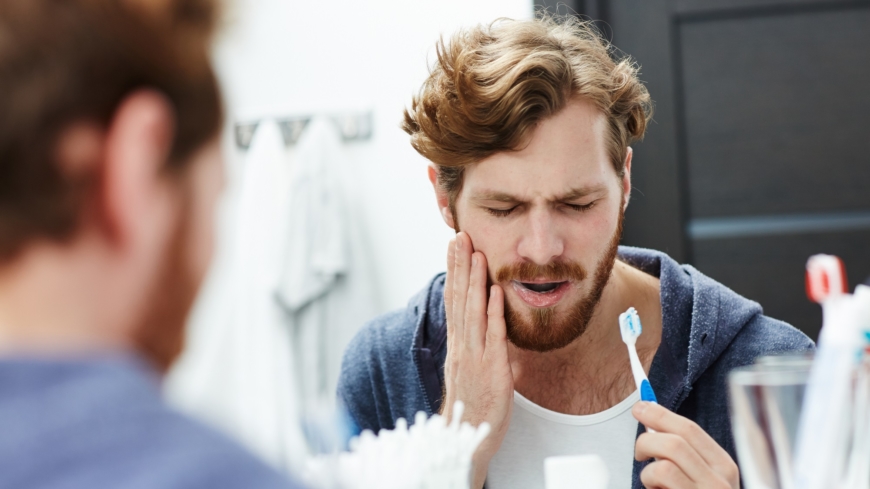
[470,185,609,203]
[470,191,523,203]
[556,185,609,201]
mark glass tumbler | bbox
[728,355,812,489]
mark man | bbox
[0,1,301,487]
[338,15,814,489]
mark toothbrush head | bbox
[618,307,642,345]
[806,254,847,303]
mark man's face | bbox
[451,99,629,352]
[133,141,224,371]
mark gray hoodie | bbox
[338,246,814,489]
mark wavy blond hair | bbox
[403,14,653,214]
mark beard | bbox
[497,205,624,352]
[131,198,200,373]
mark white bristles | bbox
[618,307,642,345]
[618,308,648,391]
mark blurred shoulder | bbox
[0,394,299,489]
[130,409,300,488]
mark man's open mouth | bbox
[517,281,567,294]
[511,280,572,308]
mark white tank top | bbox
[487,389,640,489]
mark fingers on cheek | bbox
[470,252,484,285]
[487,285,503,316]
[474,253,489,293]
[445,250,455,313]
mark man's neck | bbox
[508,259,662,415]
[0,241,130,356]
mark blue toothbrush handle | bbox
[639,379,659,434]
[640,379,658,404]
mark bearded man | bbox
[338,15,814,489]
[0,1,302,487]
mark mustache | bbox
[495,259,587,283]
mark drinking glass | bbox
[728,355,812,489]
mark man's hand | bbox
[442,232,514,489]
[633,402,740,489]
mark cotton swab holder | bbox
[301,401,491,489]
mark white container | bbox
[544,454,609,489]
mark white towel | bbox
[166,117,380,474]
[277,117,380,414]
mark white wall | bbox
[165,0,533,466]
[214,0,533,312]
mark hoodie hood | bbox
[618,247,762,412]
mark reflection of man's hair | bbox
[0,0,222,261]
[403,14,652,225]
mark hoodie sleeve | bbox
[337,315,393,435]
[337,306,432,435]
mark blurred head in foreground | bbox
[0,3,305,487]
[0,0,222,371]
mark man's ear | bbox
[100,90,176,248]
[428,165,456,229]
[622,147,633,210]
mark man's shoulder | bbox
[341,304,420,372]
[620,246,814,375]
[683,262,815,358]
[724,312,815,363]
[341,273,445,370]
[621,246,810,337]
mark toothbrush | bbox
[794,254,857,489]
[619,307,657,404]
[843,285,870,489]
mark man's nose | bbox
[516,209,564,265]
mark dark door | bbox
[537,0,870,340]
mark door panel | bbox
[694,229,870,341]
[681,7,870,218]
[538,0,870,339]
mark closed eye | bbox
[565,202,595,212]
[486,206,517,217]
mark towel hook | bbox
[234,111,373,150]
